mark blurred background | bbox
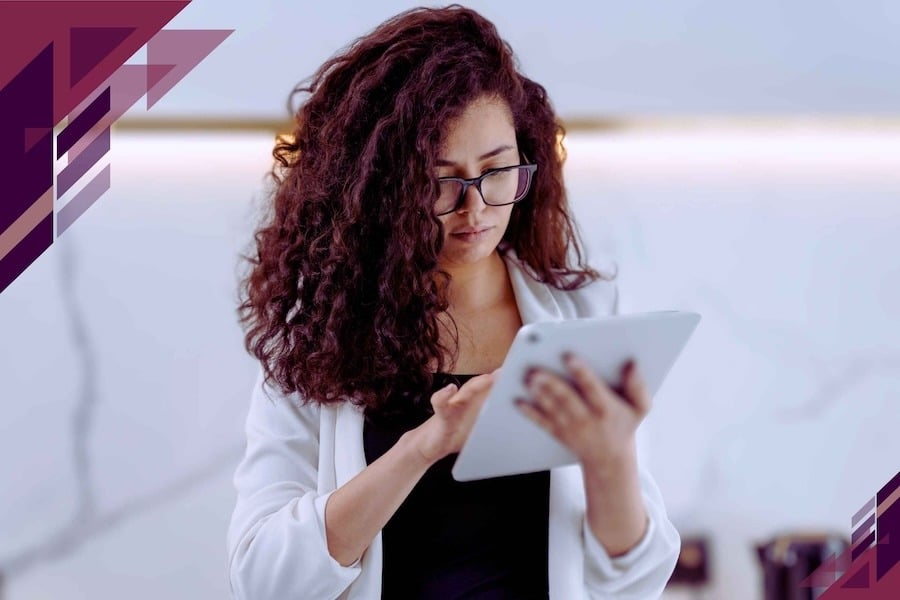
[1,1,899,598]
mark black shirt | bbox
[363,372,550,600]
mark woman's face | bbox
[435,96,519,269]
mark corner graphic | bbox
[801,471,900,599]
[0,0,232,293]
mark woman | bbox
[228,5,680,599]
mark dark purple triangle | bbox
[841,562,870,589]
[69,26,136,88]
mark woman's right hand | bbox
[410,369,500,465]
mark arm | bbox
[227,369,494,599]
[582,443,647,558]
[324,429,431,565]
[580,468,681,599]
[525,279,681,597]
[326,372,497,564]
[226,369,363,600]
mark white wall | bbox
[144,0,900,118]
[1,126,898,599]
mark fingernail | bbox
[565,353,585,368]
[524,367,537,384]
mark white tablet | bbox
[451,310,701,481]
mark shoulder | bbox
[245,366,324,436]
[502,245,619,320]
[549,275,619,319]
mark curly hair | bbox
[237,4,610,412]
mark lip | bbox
[451,226,492,234]
[450,226,493,243]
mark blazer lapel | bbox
[333,401,383,597]
[502,249,565,325]
[334,401,366,487]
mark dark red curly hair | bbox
[237,5,610,411]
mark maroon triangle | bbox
[24,127,50,153]
[841,562,870,589]
[147,63,175,91]
[69,26,136,88]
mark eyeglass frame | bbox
[434,155,538,216]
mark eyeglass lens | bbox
[435,166,532,215]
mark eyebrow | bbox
[435,144,516,167]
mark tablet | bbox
[451,310,701,481]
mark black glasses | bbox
[434,160,538,216]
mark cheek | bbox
[497,206,515,229]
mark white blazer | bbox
[227,249,681,599]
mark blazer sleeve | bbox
[581,466,681,598]
[567,277,682,598]
[226,368,362,600]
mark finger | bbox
[563,353,617,413]
[527,370,589,423]
[514,397,557,435]
[448,373,494,406]
[623,360,651,415]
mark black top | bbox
[363,372,550,599]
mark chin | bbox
[438,232,503,266]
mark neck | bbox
[439,250,510,315]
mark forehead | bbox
[439,97,516,158]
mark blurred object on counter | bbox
[756,531,849,600]
[670,534,711,585]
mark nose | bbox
[456,181,486,214]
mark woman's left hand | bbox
[515,353,649,472]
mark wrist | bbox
[400,425,441,468]
[581,440,638,482]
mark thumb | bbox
[432,382,458,408]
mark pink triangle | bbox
[146,29,233,109]
[69,26,136,88]
[24,127,50,153]
[147,63,176,96]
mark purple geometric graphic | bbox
[803,470,900,599]
[852,512,876,545]
[0,187,52,290]
[0,1,234,294]
[853,496,877,527]
[0,42,53,293]
[0,185,51,256]
[69,26,135,88]
[0,0,216,294]
[852,530,876,561]
[58,164,110,236]
[24,126,50,154]
[56,125,110,197]
[58,86,110,158]
[146,29,233,108]
[1,1,190,124]
[67,63,173,161]
[875,470,899,581]
[842,564,870,589]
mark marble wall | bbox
[1,128,897,599]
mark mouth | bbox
[450,226,493,242]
